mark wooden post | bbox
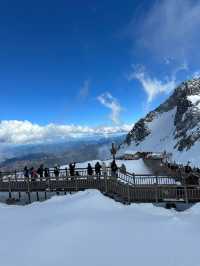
[184,184,189,205]
[14,170,17,181]
[18,192,21,200]
[75,175,78,191]
[104,174,108,193]
[8,175,12,199]
[131,173,136,202]
[110,143,117,160]
[48,176,51,192]
[27,176,31,203]
[44,191,47,200]
[127,184,130,203]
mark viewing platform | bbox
[1,168,200,206]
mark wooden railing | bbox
[0,167,199,204]
[117,170,182,186]
[0,168,182,185]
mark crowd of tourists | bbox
[22,160,127,180]
[163,160,200,185]
[164,160,200,175]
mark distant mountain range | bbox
[120,78,200,166]
[0,134,125,171]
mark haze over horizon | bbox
[1,0,200,145]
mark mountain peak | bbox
[122,78,200,166]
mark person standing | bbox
[69,162,76,176]
[30,167,37,181]
[87,163,93,176]
[120,163,126,173]
[44,167,50,178]
[24,166,29,180]
[37,164,44,179]
[111,160,118,179]
[54,165,60,179]
[95,162,102,177]
[65,167,68,177]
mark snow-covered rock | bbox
[121,78,200,166]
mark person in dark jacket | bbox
[75,171,80,176]
[24,166,29,179]
[120,163,126,173]
[37,164,44,178]
[87,163,93,176]
[54,165,60,178]
[185,165,192,174]
[69,162,76,176]
[30,167,37,182]
[111,160,118,178]
[95,162,101,177]
[44,167,50,178]
[65,167,68,177]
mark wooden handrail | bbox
[0,168,183,185]
[0,171,200,204]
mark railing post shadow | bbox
[155,176,158,203]
[36,191,39,201]
[127,183,130,203]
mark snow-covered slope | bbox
[0,190,200,266]
[121,78,200,166]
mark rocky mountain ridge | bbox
[122,78,200,165]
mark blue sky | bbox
[1,0,200,144]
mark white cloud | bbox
[79,79,90,99]
[126,0,200,102]
[192,71,200,79]
[129,66,176,102]
[172,62,188,77]
[130,0,200,61]
[164,57,172,65]
[0,120,132,145]
[128,61,193,102]
[97,92,123,124]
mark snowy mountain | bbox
[120,78,200,166]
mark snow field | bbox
[0,190,200,266]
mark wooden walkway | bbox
[0,168,200,204]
